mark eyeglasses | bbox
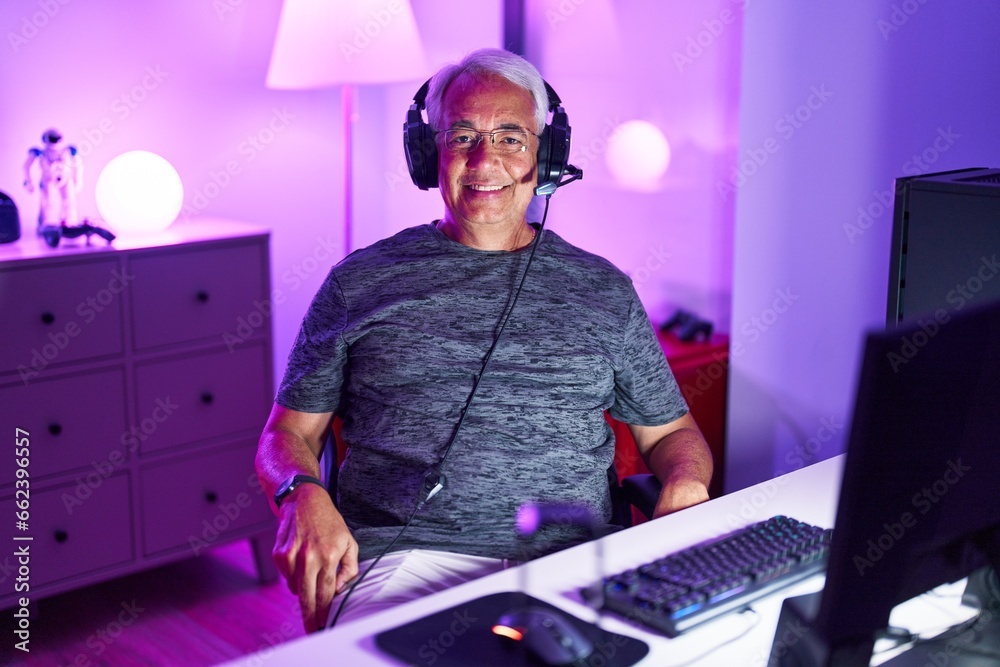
[436,128,536,154]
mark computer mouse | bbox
[493,605,595,666]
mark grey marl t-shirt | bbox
[276,222,687,561]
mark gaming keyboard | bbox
[596,515,832,637]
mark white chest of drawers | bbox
[0,220,278,608]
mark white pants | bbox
[326,549,516,628]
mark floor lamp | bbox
[266,0,429,256]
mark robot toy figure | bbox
[23,128,83,231]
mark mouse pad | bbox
[374,591,649,666]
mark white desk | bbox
[222,457,867,666]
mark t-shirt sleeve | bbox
[275,269,349,414]
[608,289,689,426]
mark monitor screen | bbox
[772,299,1000,665]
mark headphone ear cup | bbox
[536,124,553,190]
[536,106,570,194]
[404,104,438,190]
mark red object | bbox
[609,331,729,523]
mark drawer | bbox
[129,242,267,350]
[0,474,133,589]
[139,446,273,556]
[133,344,271,454]
[0,369,128,483]
[0,259,125,373]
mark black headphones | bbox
[403,78,581,196]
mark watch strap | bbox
[274,474,326,508]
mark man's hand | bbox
[272,484,359,633]
[652,477,710,519]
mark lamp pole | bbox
[343,84,354,257]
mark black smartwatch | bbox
[273,474,326,508]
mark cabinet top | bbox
[0,218,270,265]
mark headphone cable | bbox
[427,196,550,480]
[327,197,553,630]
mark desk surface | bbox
[222,456,859,666]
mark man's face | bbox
[437,72,538,230]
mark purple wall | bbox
[727,1,1000,491]
[522,0,742,330]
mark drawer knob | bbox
[205,491,219,503]
[41,312,55,325]
[48,422,63,436]
[54,530,69,544]
[200,392,214,405]
[196,290,210,303]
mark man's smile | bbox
[466,183,509,192]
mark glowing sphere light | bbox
[96,150,184,235]
[605,120,672,192]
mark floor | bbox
[0,540,305,667]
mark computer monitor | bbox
[887,167,1000,327]
[770,299,1000,666]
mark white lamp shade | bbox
[266,0,429,88]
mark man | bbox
[256,48,713,633]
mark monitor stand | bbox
[881,568,1000,666]
[768,569,1000,667]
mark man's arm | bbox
[256,404,358,633]
[628,413,713,519]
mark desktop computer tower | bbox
[887,167,1000,326]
